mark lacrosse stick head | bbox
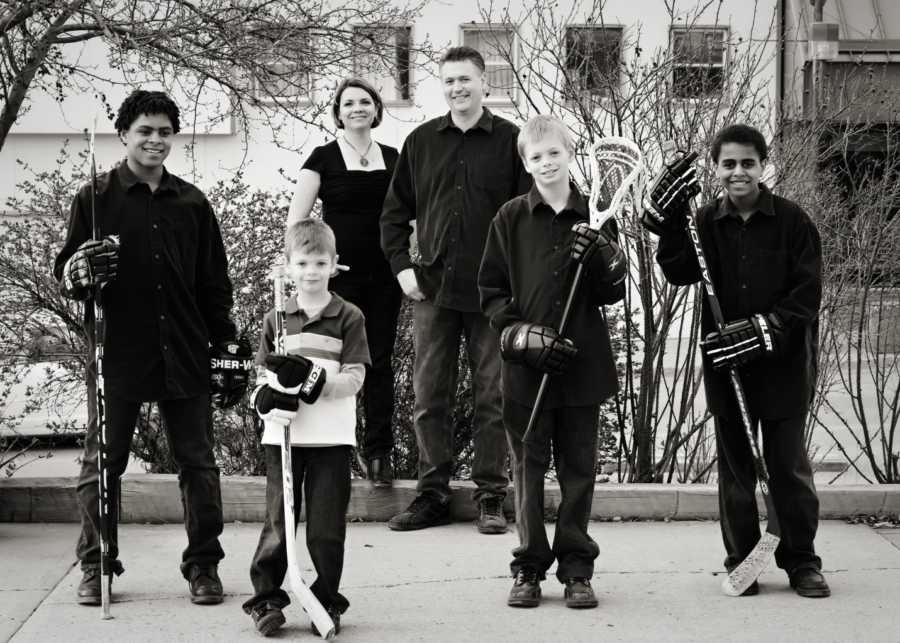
[589,137,645,229]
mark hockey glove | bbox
[264,353,327,404]
[640,152,700,236]
[209,336,254,408]
[701,313,785,371]
[500,322,578,375]
[250,384,299,426]
[571,222,626,285]
[63,236,120,294]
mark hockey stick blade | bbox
[721,531,780,596]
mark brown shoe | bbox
[564,578,598,608]
[789,568,831,598]
[187,565,224,605]
[476,497,508,534]
[508,568,541,607]
[76,571,103,606]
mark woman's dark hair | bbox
[331,77,384,129]
[114,90,181,134]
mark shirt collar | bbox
[526,182,588,218]
[285,292,344,319]
[714,182,776,220]
[116,160,180,195]
[436,107,494,133]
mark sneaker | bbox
[187,565,224,605]
[789,568,831,598]
[564,577,598,609]
[507,568,541,607]
[476,497,508,534]
[76,570,103,606]
[311,607,342,637]
[388,494,451,531]
[250,603,286,637]
[368,456,393,489]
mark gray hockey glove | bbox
[265,353,327,404]
[500,322,578,375]
[641,152,700,236]
[250,384,299,426]
[701,313,785,371]
[571,222,626,284]
[63,236,120,294]
[209,336,254,408]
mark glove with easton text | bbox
[265,353,327,404]
[571,222,626,284]
[209,336,254,408]
[641,152,701,236]
[63,236,120,293]
[500,322,578,375]
[701,313,785,371]
[250,384,299,426]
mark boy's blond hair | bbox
[517,114,575,159]
[285,218,337,259]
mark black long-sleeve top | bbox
[655,183,822,418]
[478,185,625,408]
[53,161,236,401]
[380,108,531,312]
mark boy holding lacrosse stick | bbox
[243,219,370,636]
[478,115,629,609]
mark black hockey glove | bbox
[63,236,120,294]
[701,313,785,371]
[641,151,700,236]
[500,322,578,375]
[250,384,299,426]
[264,353,327,404]
[209,336,254,408]
[571,222,626,284]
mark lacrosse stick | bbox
[270,266,336,639]
[522,137,644,443]
[654,145,782,595]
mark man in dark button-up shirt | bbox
[380,46,530,534]
[53,90,236,607]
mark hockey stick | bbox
[661,149,782,595]
[88,117,114,620]
[271,269,336,640]
[522,137,644,443]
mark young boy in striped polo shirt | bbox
[242,219,370,636]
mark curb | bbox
[1,475,899,523]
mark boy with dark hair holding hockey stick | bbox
[642,123,829,598]
[243,218,369,636]
[54,89,251,606]
[478,115,626,609]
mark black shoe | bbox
[508,568,541,607]
[187,565,224,605]
[564,577,598,609]
[476,497,508,534]
[311,607,342,637]
[76,570,103,606]
[250,603,286,637]
[368,456,393,489]
[789,568,831,598]
[388,494,451,531]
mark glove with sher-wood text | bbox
[209,336,254,408]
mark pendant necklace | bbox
[344,137,374,167]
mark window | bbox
[353,25,412,103]
[250,24,312,104]
[670,27,728,99]
[461,25,517,102]
[564,26,623,99]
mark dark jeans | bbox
[331,272,402,460]
[76,379,223,578]
[715,413,822,574]
[412,300,508,503]
[243,445,351,614]
[504,398,600,582]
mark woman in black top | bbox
[287,77,401,487]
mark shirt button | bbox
[160,314,165,320]
[162,344,168,351]
[154,253,160,260]
[152,223,158,230]
[447,266,453,271]
[741,284,747,289]
[456,185,462,191]
[553,271,559,277]
[555,300,561,306]
[156,284,162,290]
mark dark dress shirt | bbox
[655,183,822,418]
[53,161,237,401]
[380,108,531,312]
[478,184,625,408]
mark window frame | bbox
[250,23,313,106]
[562,24,625,101]
[668,25,729,101]
[352,24,414,106]
[459,23,519,104]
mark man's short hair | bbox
[710,124,768,163]
[439,46,485,73]
[114,90,181,134]
[285,218,337,259]
[517,114,575,159]
[331,77,384,129]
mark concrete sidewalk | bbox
[2,521,899,643]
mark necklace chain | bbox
[343,137,374,167]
